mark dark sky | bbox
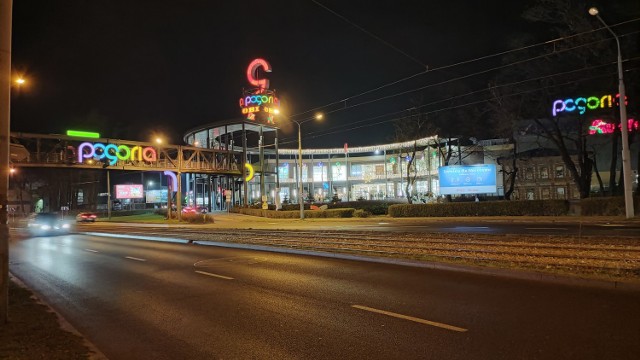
[10,0,633,148]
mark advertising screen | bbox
[115,184,144,199]
[438,164,497,195]
[146,190,168,203]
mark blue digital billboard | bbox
[438,164,497,195]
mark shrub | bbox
[580,196,640,216]
[388,200,569,217]
[181,212,215,224]
[235,208,355,218]
[354,209,371,218]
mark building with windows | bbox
[183,119,510,209]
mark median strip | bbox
[352,304,467,332]
[195,270,234,280]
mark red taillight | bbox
[82,215,88,218]
[90,215,96,218]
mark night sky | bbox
[9,0,637,148]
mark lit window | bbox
[539,166,549,179]
[555,165,564,178]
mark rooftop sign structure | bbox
[239,58,280,125]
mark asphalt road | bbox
[9,233,640,360]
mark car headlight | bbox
[41,225,51,230]
[62,223,70,229]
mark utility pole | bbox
[0,0,13,325]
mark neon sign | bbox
[245,163,255,182]
[552,93,628,116]
[589,119,638,135]
[239,58,280,124]
[78,142,157,165]
[246,58,271,90]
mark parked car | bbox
[76,212,97,222]
[27,212,72,236]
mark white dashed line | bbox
[352,305,467,332]
[124,256,147,262]
[195,270,234,280]
[84,249,99,253]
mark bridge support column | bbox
[177,172,182,221]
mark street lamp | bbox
[589,7,635,219]
[293,113,323,219]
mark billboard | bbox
[146,190,168,203]
[438,164,497,195]
[115,184,143,199]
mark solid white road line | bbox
[195,270,234,280]
[84,249,99,253]
[352,305,468,332]
[124,256,147,262]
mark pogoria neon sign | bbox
[78,142,157,165]
[239,58,280,123]
[552,93,628,116]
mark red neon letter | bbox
[247,58,272,90]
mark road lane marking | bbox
[352,305,467,332]
[378,222,389,225]
[524,228,568,231]
[124,256,147,262]
[84,249,99,253]
[195,270,234,280]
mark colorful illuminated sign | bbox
[552,93,628,116]
[239,58,280,124]
[589,118,638,135]
[78,142,157,165]
[115,184,143,199]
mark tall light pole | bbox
[293,113,323,220]
[589,7,635,219]
[0,0,12,324]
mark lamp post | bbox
[589,7,635,219]
[293,113,323,220]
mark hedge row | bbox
[235,208,355,218]
[580,196,640,216]
[280,200,401,215]
[388,200,569,217]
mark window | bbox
[278,164,289,179]
[332,164,346,181]
[313,164,327,182]
[555,165,564,178]
[541,187,550,199]
[556,187,566,199]
[539,166,549,179]
[526,188,535,200]
[375,165,384,176]
[350,164,362,177]
[525,167,534,180]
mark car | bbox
[27,212,72,236]
[76,212,97,222]
[182,206,208,214]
